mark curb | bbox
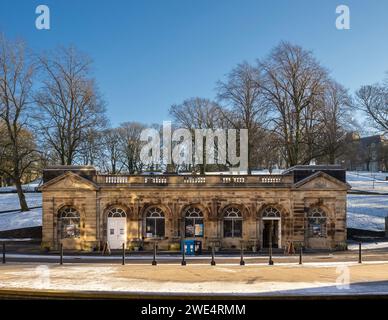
[1,288,388,300]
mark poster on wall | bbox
[65,224,76,238]
[195,224,203,236]
[186,225,194,237]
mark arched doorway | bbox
[107,207,127,249]
[261,207,281,248]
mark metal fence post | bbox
[181,244,186,266]
[122,243,126,265]
[358,242,362,264]
[211,244,216,266]
[240,242,245,266]
[299,246,303,265]
[2,242,5,264]
[269,221,274,265]
[152,241,157,266]
[60,243,63,265]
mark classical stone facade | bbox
[39,165,349,252]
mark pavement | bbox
[2,240,388,264]
[1,261,388,298]
[2,241,388,298]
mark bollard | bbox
[299,246,303,265]
[269,221,274,265]
[60,243,63,265]
[211,244,216,266]
[240,243,245,266]
[2,242,5,264]
[152,242,157,266]
[358,242,362,264]
[122,243,126,265]
[181,245,186,266]
[269,245,274,265]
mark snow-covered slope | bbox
[0,193,42,212]
[0,179,42,193]
[347,172,388,194]
[0,207,42,231]
[347,194,387,231]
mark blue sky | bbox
[1,0,388,126]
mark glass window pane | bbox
[185,219,195,237]
[224,220,232,237]
[233,220,242,237]
[156,219,165,237]
[146,218,155,237]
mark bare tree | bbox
[316,80,353,164]
[169,97,223,173]
[118,122,146,173]
[100,127,123,174]
[35,46,107,165]
[259,42,329,167]
[356,80,388,133]
[79,127,103,166]
[0,35,39,211]
[217,62,268,174]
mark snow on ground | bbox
[347,171,388,194]
[1,263,388,295]
[0,193,42,231]
[0,207,42,231]
[347,194,388,231]
[348,242,388,250]
[0,179,42,193]
[0,193,42,212]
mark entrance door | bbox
[262,220,280,248]
[107,217,127,249]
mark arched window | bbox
[145,207,165,238]
[58,207,80,239]
[223,207,242,238]
[262,207,281,218]
[184,207,204,237]
[308,207,327,238]
[107,207,127,218]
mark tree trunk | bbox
[15,178,29,212]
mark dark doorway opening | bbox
[262,220,279,248]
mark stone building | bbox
[39,165,349,252]
[343,133,388,172]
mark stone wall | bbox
[40,173,348,251]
